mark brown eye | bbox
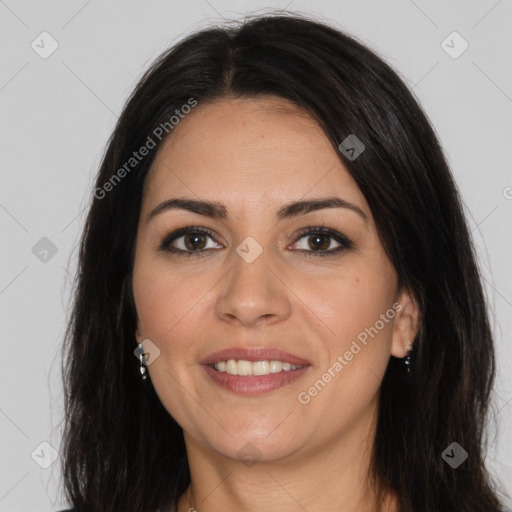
[158,227,222,256]
[291,226,353,258]
[183,232,207,251]
[305,233,332,251]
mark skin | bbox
[132,96,420,512]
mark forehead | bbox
[142,96,368,220]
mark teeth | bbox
[213,359,305,376]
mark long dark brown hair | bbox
[59,11,508,512]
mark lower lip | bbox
[201,364,311,396]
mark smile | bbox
[212,359,305,375]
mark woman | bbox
[59,12,509,512]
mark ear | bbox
[135,320,143,345]
[390,288,421,358]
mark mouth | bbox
[199,347,312,396]
[208,359,307,375]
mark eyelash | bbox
[158,224,354,259]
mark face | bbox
[132,96,418,463]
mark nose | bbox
[215,245,292,327]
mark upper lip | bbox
[200,347,311,366]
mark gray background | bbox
[0,1,511,510]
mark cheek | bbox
[309,262,397,382]
[132,263,197,343]
[132,263,215,358]
[299,276,396,428]
[306,267,395,343]
[132,267,205,422]
[338,279,395,346]
[133,270,176,339]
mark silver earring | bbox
[138,343,147,380]
[404,353,411,373]
[404,340,413,374]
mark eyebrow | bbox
[146,197,369,225]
